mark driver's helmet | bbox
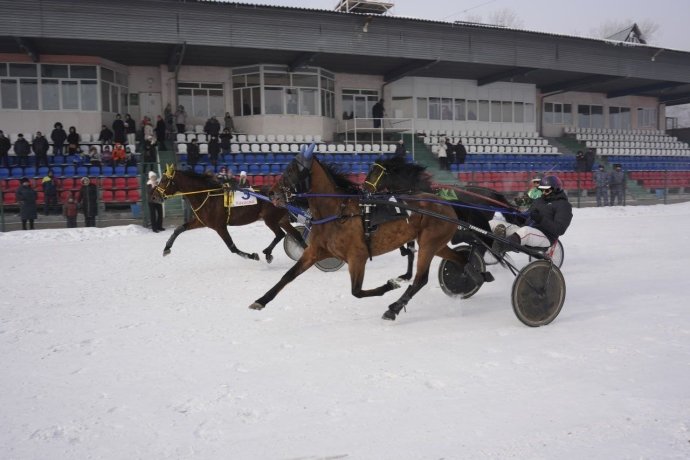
[538,175,563,193]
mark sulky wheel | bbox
[283,224,345,272]
[511,260,566,327]
[438,245,486,299]
[528,240,564,268]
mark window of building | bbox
[490,101,501,122]
[578,104,603,128]
[478,100,490,122]
[609,106,631,130]
[525,103,535,123]
[343,88,379,119]
[178,82,226,118]
[416,97,428,119]
[390,96,413,119]
[466,100,478,121]
[454,99,466,121]
[638,107,657,128]
[544,102,572,125]
[428,97,440,120]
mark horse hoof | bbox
[163,249,171,257]
[382,310,397,321]
[265,254,273,264]
[387,279,401,290]
[249,302,265,310]
[396,274,412,282]
[251,253,260,261]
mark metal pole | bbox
[0,189,5,232]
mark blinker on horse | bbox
[252,144,469,321]
[150,164,306,262]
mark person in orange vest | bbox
[111,142,127,165]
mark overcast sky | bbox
[234,0,689,51]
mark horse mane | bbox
[317,158,360,194]
[375,156,433,192]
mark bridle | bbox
[275,156,311,204]
[155,164,223,199]
[364,162,386,191]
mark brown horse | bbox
[150,165,306,262]
[250,144,467,321]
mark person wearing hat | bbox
[13,133,31,167]
[78,177,98,227]
[593,164,609,207]
[237,170,251,188]
[514,175,542,209]
[146,171,164,232]
[609,164,625,206]
[16,177,37,230]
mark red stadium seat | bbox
[114,190,127,202]
[127,189,141,202]
[3,192,16,205]
[114,178,126,189]
[101,177,113,189]
[101,190,114,202]
[126,177,139,188]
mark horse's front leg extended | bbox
[216,226,260,261]
[249,246,319,310]
[383,246,438,320]
[349,258,402,298]
[261,233,285,264]
[163,219,201,256]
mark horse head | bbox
[363,161,388,193]
[150,164,179,203]
[271,143,316,207]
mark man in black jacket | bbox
[204,116,221,138]
[112,114,126,144]
[14,134,31,167]
[0,130,10,168]
[491,175,572,251]
[78,177,99,227]
[50,122,67,156]
[32,131,50,167]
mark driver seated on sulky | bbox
[489,175,573,252]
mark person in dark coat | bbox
[98,125,113,145]
[142,136,157,173]
[593,164,609,207]
[62,192,78,228]
[154,115,167,150]
[445,137,455,165]
[32,131,50,168]
[455,139,467,165]
[124,114,136,148]
[0,130,12,168]
[112,114,126,144]
[50,122,67,157]
[575,150,587,173]
[609,164,625,206]
[393,139,406,158]
[146,171,165,232]
[372,99,384,128]
[208,136,220,167]
[78,177,98,227]
[585,148,596,172]
[13,134,31,167]
[16,177,38,230]
[41,169,59,215]
[187,139,200,169]
[220,128,233,156]
[204,116,221,138]
[491,175,572,252]
[66,126,81,155]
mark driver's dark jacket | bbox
[527,189,573,244]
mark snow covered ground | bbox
[1,203,690,459]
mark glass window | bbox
[591,105,603,128]
[111,84,120,113]
[391,96,413,119]
[1,79,18,109]
[264,73,289,86]
[193,89,209,118]
[441,98,452,120]
[101,81,111,112]
[563,104,572,125]
[41,64,69,78]
[20,79,38,110]
[61,81,78,109]
[81,80,98,111]
[0,64,6,77]
[265,87,284,114]
[544,102,554,124]
[286,89,298,115]
[292,74,318,87]
[241,88,252,115]
[490,101,501,122]
[9,63,37,77]
[578,104,590,127]
[478,100,490,121]
[525,103,535,123]
[121,90,128,114]
[232,75,246,88]
[70,65,97,79]
[101,67,115,83]
[428,97,440,120]
[466,100,477,121]
[416,97,428,119]
[502,101,512,123]
[300,88,317,115]
[514,102,524,123]
[209,90,225,117]
[342,95,354,119]
[41,79,60,110]
[233,89,242,116]
[251,87,261,115]
[115,72,127,87]
[454,99,466,121]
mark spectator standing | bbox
[164,103,174,135]
[154,115,167,150]
[0,130,11,168]
[593,164,609,207]
[393,139,406,158]
[208,136,220,167]
[609,164,625,206]
[143,136,157,173]
[575,150,587,172]
[220,128,233,156]
[445,137,455,165]
[187,139,200,169]
[204,116,221,138]
[224,112,235,132]
[436,137,448,171]
[455,138,468,165]
[237,170,251,188]
[98,125,113,145]
[147,171,164,232]
[175,105,187,134]
[32,131,50,167]
[78,177,98,227]
[142,116,154,141]
[41,170,59,215]
[124,114,136,148]
[50,122,67,157]
[62,192,78,228]
[16,177,37,230]
[66,126,80,155]
[112,114,126,144]
[372,99,384,128]
[585,148,596,172]
[111,143,126,166]
[14,134,31,167]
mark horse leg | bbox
[249,246,320,310]
[215,226,260,261]
[349,257,402,298]
[162,219,203,256]
[397,241,416,281]
[261,219,289,264]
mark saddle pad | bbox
[229,190,258,207]
[371,196,408,226]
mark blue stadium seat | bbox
[126,166,137,175]
[89,166,101,175]
[101,166,113,175]
[114,166,125,175]
[0,168,8,178]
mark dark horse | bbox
[363,155,524,279]
[250,144,468,321]
[150,164,306,262]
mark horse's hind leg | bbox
[349,258,401,298]
[397,241,416,281]
[215,226,260,261]
[163,219,203,256]
[261,219,288,264]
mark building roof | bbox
[2,0,690,105]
